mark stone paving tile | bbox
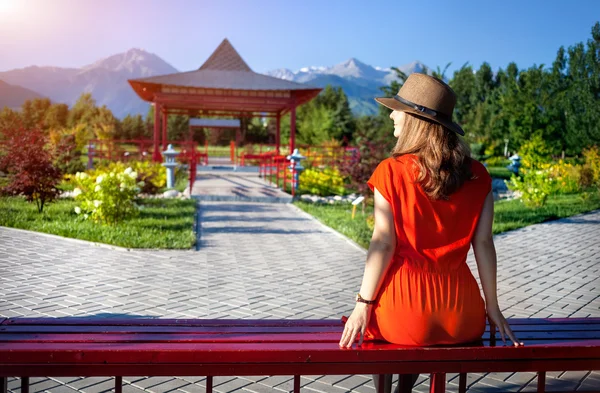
[2,205,600,393]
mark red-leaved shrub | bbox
[339,128,393,196]
[0,126,62,212]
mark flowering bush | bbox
[299,167,348,196]
[545,160,580,194]
[485,156,511,167]
[96,160,167,194]
[582,146,600,187]
[519,134,552,169]
[71,167,143,225]
[509,170,553,207]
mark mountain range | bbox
[266,58,428,115]
[0,49,428,118]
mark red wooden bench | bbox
[1,317,599,393]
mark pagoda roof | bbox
[128,39,321,115]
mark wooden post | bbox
[162,108,168,152]
[152,102,161,162]
[290,99,296,154]
[276,112,281,155]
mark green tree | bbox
[21,98,52,129]
[120,114,146,139]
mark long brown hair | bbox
[391,113,473,200]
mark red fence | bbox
[85,139,360,197]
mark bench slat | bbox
[2,331,599,343]
[2,341,600,364]
[1,318,339,327]
[2,359,598,378]
[0,325,344,334]
[4,317,599,327]
[2,324,598,335]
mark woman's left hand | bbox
[339,303,372,348]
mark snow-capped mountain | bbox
[0,48,429,117]
[0,48,178,118]
[266,59,429,115]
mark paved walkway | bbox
[190,171,292,203]
[1,203,599,393]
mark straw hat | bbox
[375,73,465,136]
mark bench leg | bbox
[459,373,467,393]
[21,377,29,393]
[115,376,122,393]
[1,377,7,393]
[294,375,300,393]
[374,374,392,393]
[206,376,213,393]
[397,374,419,393]
[429,373,445,393]
[537,372,546,393]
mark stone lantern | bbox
[286,148,306,192]
[507,154,521,175]
[162,144,179,189]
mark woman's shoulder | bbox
[384,154,419,170]
[469,158,491,178]
[468,158,492,191]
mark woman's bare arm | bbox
[358,188,397,301]
[339,187,396,348]
[472,191,523,346]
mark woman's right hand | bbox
[487,305,524,347]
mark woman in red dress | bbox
[338,73,523,393]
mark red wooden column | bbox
[161,108,168,151]
[289,100,296,154]
[275,112,281,155]
[152,102,161,162]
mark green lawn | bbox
[294,191,600,250]
[487,166,513,180]
[0,197,197,249]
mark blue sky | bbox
[0,0,598,75]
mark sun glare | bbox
[0,0,18,14]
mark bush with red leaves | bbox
[339,128,393,196]
[0,127,62,212]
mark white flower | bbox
[129,171,138,179]
[79,172,88,180]
[83,214,89,219]
[94,200,102,208]
[73,188,82,197]
[74,206,81,214]
[96,175,104,184]
[124,167,133,175]
[120,182,126,189]
[94,185,101,192]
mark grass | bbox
[0,196,197,249]
[294,191,600,250]
[487,166,513,180]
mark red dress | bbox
[364,154,492,346]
